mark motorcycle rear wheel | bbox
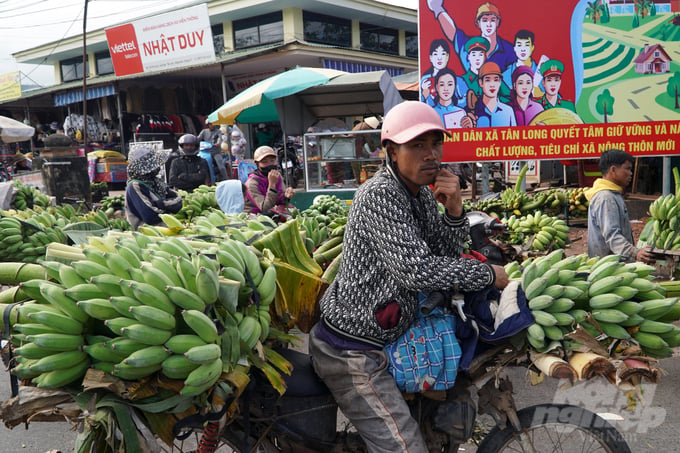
[477,403,630,453]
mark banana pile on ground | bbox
[503,211,570,252]
[11,181,51,210]
[4,232,291,403]
[645,191,680,251]
[0,214,69,263]
[565,187,589,218]
[99,194,125,216]
[510,250,680,359]
[174,185,219,220]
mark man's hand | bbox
[490,264,509,289]
[433,168,463,217]
[636,247,656,264]
[284,187,295,199]
[427,0,445,17]
[268,169,280,188]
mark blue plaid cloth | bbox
[386,293,461,393]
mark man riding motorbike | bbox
[309,101,508,452]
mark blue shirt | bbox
[453,29,516,74]
[475,100,517,127]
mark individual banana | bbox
[29,350,89,373]
[121,323,173,346]
[238,315,262,350]
[128,304,176,331]
[25,333,84,351]
[161,354,201,379]
[195,266,219,305]
[77,298,120,320]
[164,335,208,355]
[183,358,223,388]
[165,285,207,311]
[184,343,221,364]
[123,280,175,314]
[181,309,218,343]
[123,345,172,368]
[32,357,89,388]
[27,310,84,335]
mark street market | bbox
[1,0,680,452]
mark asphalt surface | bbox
[1,340,680,453]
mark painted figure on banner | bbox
[501,29,549,98]
[472,62,517,128]
[421,39,467,108]
[432,68,475,128]
[509,66,544,126]
[537,59,576,112]
[427,1,516,74]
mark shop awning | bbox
[322,59,404,77]
[54,84,116,107]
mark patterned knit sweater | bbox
[319,166,495,345]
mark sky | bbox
[0,0,418,89]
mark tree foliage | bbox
[596,89,615,123]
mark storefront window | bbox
[303,11,351,47]
[212,23,225,54]
[405,31,418,58]
[61,57,86,82]
[95,51,113,75]
[360,23,398,55]
[234,12,283,49]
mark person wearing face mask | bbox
[125,147,183,230]
[244,146,295,215]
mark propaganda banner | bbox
[105,3,215,77]
[419,0,680,162]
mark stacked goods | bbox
[99,194,125,216]
[512,251,680,360]
[294,195,349,284]
[5,232,290,400]
[174,185,219,220]
[11,181,51,210]
[565,187,589,218]
[503,212,570,252]
[0,215,68,263]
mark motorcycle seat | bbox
[276,348,332,397]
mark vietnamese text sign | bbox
[419,0,680,162]
[105,3,215,77]
[0,72,22,102]
[446,120,680,162]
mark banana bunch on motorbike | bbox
[507,250,680,359]
[7,231,286,399]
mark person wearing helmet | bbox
[243,145,295,215]
[168,133,211,191]
[427,0,515,74]
[308,101,508,452]
[198,119,230,182]
[125,147,182,230]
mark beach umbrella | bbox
[208,67,346,125]
[0,116,34,143]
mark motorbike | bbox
[276,139,303,189]
[165,213,631,453]
[467,210,512,266]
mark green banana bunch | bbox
[515,251,680,358]
[503,212,570,252]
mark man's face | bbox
[514,74,533,100]
[430,46,449,70]
[544,74,562,95]
[468,49,486,72]
[610,161,633,188]
[514,38,534,61]
[477,14,498,39]
[480,74,501,99]
[389,131,443,192]
[436,74,456,103]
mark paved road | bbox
[2,339,680,452]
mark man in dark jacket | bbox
[169,133,211,191]
[309,101,508,452]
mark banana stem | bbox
[0,263,47,286]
